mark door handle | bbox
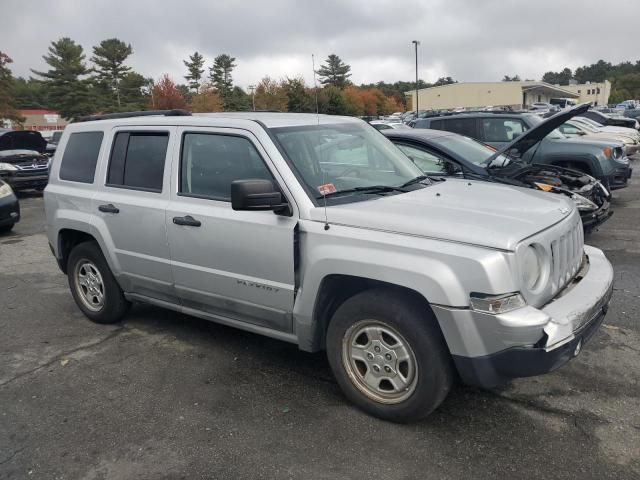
[172,215,201,227]
[98,203,119,214]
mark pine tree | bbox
[209,54,236,107]
[32,37,95,120]
[91,38,133,109]
[316,54,351,89]
[0,51,24,124]
[184,51,205,94]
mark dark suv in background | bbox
[411,110,632,190]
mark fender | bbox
[292,221,517,351]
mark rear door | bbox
[92,126,177,303]
[165,127,297,332]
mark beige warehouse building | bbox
[405,80,610,111]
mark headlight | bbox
[614,156,630,165]
[521,245,543,291]
[0,182,13,199]
[0,162,18,172]
[469,292,526,314]
[571,193,598,211]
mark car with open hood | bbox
[411,104,633,190]
[45,110,614,422]
[383,124,612,232]
[0,130,51,191]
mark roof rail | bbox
[75,109,192,123]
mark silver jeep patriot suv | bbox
[45,110,614,422]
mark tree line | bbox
[540,60,640,103]
[0,39,411,122]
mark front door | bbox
[166,127,297,332]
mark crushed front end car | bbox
[513,164,612,232]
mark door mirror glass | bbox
[231,179,287,213]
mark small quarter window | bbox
[107,132,169,192]
[59,132,104,183]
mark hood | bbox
[0,131,47,153]
[487,104,590,162]
[311,179,574,251]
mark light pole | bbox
[412,40,420,117]
[248,85,256,111]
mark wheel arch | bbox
[306,274,442,353]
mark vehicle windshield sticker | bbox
[318,183,337,195]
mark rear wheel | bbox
[0,224,14,234]
[326,288,453,422]
[67,241,130,324]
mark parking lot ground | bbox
[1,174,639,480]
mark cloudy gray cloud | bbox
[2,0,639,89]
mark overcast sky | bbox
[3,0,639,89]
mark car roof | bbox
[69,112,362,129]
[381,128,460,140]
[418,112,538,121]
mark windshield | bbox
[527,115,565,139]
[577,117,603,129]
[271,122,424,202]
[433,135,509,167]
[571,121,598,133]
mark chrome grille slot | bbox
[550,216,584,295]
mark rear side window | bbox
[481,118,526,142]
[432,118,477,138]
[107,132,169,192]
[59,132,104,183]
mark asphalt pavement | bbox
[1,174,639,479]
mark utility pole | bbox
[412,40,420,117]
[248,85,256,111]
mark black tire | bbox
[0,224,14,234]
[326,288,453,422]
[67,241,130,324]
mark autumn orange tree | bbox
[342,86,365,116]
[190,85,224,112]
[151,74,186,109]
[254,76,288,112]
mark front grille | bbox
[15,168,48,177]
[550,217,584,294]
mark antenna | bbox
[312,54,320,120]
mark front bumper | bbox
[0,172,49,191]
[0,193,20,227]
[433,246,614,388]
[580,197,612,232]
[606,162,632,190]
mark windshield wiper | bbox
[399,175,441,188]
[317,185,408,199]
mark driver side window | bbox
[396,144,447,174]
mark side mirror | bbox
[231,179,289,214]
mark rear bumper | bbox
[0,194,20,227]
[434,246,614,388]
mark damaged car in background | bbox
[0,130,51,192]
[384,105,613,232]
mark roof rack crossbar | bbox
[75,109,192,123]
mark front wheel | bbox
[326,289,453,422]
[0,224,14,234]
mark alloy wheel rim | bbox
[74,260,105,312]
[342,320,418,404]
